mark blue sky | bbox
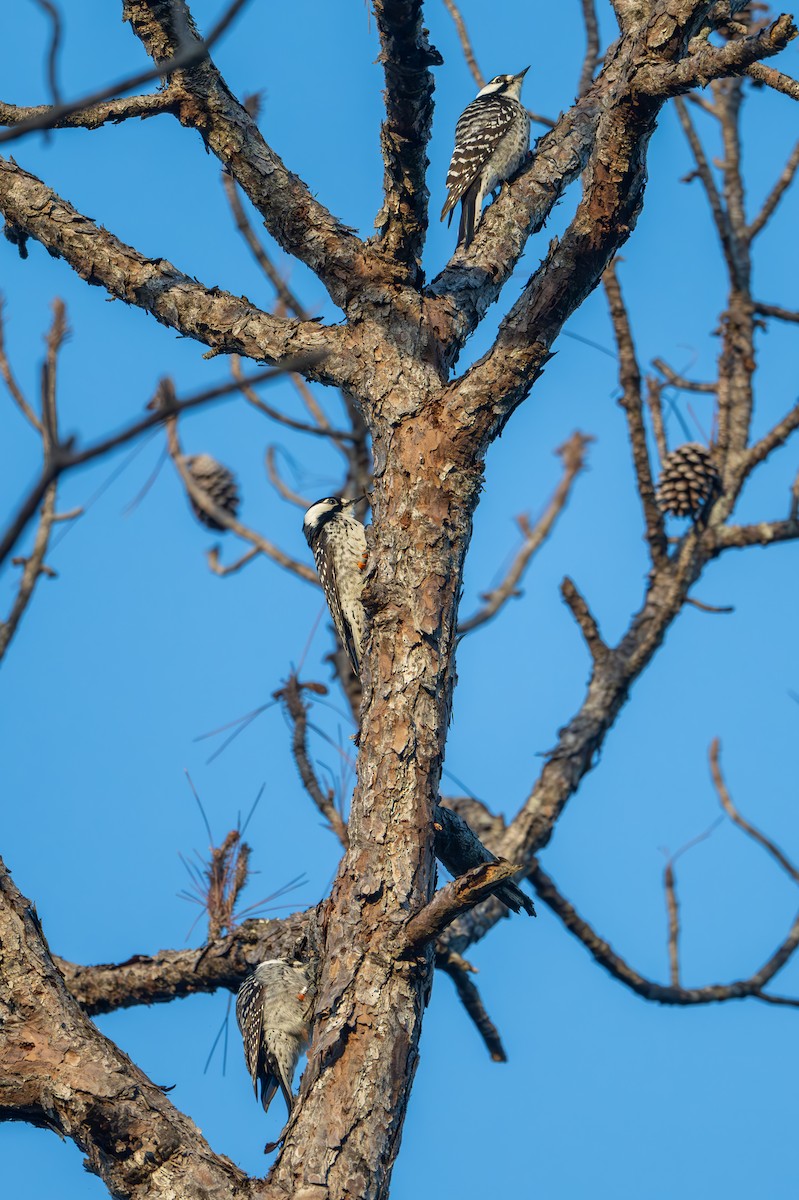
[2,3,798,1197]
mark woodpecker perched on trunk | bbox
[441,68,530,250]
[236,960,316,1116]
[302,496,368,675]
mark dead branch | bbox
[433,805,534,916]
[402,861,525,954]
[373,1,442,271]
[578,0,601,98]
[652,358,717,393]
[745,60,799,99]
[0,161,348,384]
[0,856,254,1200]
[560,577,609,664]
[754,301,799,323]
[710,739,799,884]
[528,858,799,1007]
[604,261,667,562]
[164,402,318,583]
[645,376,668,466]
[714,518,799,550]
[0,0,251,142]
[0,300,69,660]
[636,15,797,97]
[123,0,363,304]
[459,432,592,634]
[0,359,323,571]
[435,948,508,1062]
[276,674,349,848]
[748,138,799,237]
[207,544,259,576]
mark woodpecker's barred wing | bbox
[236,962,308,1114]
[236,970,267,1102]
[312,538,363,675]
[441,96,519,221]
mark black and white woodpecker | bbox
[236,959,316,1116]
[302,496,368,675]
[441,68,530,250]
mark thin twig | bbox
[754,302,799,324]
[560,577,608,663]
[435,949,507,1062]
[31,0,64,106]
[164,399,318,584]
[604,262,667,562]
[645,377,668,467]
[207,545,259,577]
[276,674,349,848]
[232,355,351,441]
[0,0,252,144]
[221,173,310,319]
[0,299,42,431]
[577,0,601,99]
[459,432,592,635]
[440,0,555,127]
[685,596,734,614]
[748,139,799,239]
[529,858,799,1006]
[265,446,312,510]
[710,739,799,885]
[652,358,717,393]
[0,357,322,571]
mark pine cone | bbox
[182,454,240,530]
[656,443,721,518]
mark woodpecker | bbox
[302,496,368,675]
[441,68,530,250]
[236,959,316,1116]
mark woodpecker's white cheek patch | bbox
[303,500,335,531]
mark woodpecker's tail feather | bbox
[495,880,536,917]
[457,185,479,249]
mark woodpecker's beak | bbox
[515,66,530,80]
[343,495,365,507]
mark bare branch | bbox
[265,446,312,510]
[685,596,734,614]
[373,1,442,272]
[164,400,318,584]
[754,301,799,324]
[403,861,525,953]
[276,674,349,848]
[645,376,668,466]
[458,432,592,635]
[123,0,363,304]
[746,60,799,99]
[715,518,799,550]
[636,15,798,97]
[435,948,507,1062]
[0,299,41,431]
[710,739,799,885]
[0,856,253,1200]
[0,0,251,143]
[233,355,352,442]
[560,577,609,664]
[221,172,311,319]
[0,159,348,384]
[59,910,313,1016]
[674,97,740,285]
[0,359,322,570]
[604,261,667,562]
[748,138,799,238]
[744,398,799,472]
[652,357,717,393]
[206,544,259,576]
[31,0,64,106]
[578,0,601,99]
[528,859,799,1007]
[663,859,681,986]
[0,89,180,134]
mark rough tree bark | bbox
[1,2,798,1199]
